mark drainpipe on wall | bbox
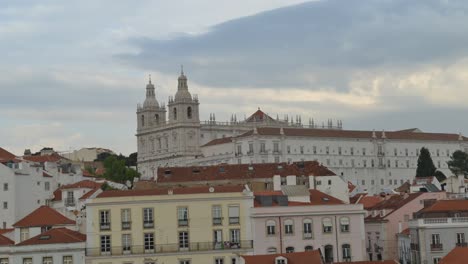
[279,216,283,254]
[335,216,339,262]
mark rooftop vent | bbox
[322,197,330,202]
[277,165,283,170]
[248,165,254,171]
[192,168,201,174]
[39,235,51,240]
[164,170,171,176]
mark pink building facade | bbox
[251,189,366,263]
[364,192,447,261]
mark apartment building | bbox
[409,200,468,264]
[85,185,254,264]
[251,187,366,263]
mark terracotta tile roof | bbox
[23,153,67,163]
[0,147,17,163]
[350,193,384,210]
[204,127,468,146]
[16,227,86,246]
[79,188,101,200]
[440,247,468,264]
[52,188,62,201]
[348,181,357,193]
[335,261,397,264]
[42,171,53,178]
[13,206,76,227]
[0,234,14,246]
[419,200,468,213]
[97,185,246,198]
[156,161,335,183]
[245,109,278,123]
[201,137,233,147]
[365,193,423,221]
[242,250,322,264]
[61,180,102,190]
[0,229,13,235]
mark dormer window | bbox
[275,257,287,264]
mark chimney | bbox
[273,175,281,191]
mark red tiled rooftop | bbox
[201,137,233,147]
[254,189,344,207]
[335,261,397,264]
[16,227,86,246]
[97,185,246,198]
[157,161,335,183]
[13,206,75,227]
[23,153,67,163]
[400,228,410,236]
[79,188,101,200]
[420,200,468,213]
[358,195,385,210]
[0,147,17,163]
[244,109,277,123]
[242,250,322,264]
[0,229,13,235]
[61,180,102,190]
[440,247,468,264]
[0,234,14,246]
[366,193,424,221]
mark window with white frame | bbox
[121,208,131,230]
[100,235,111,253]
[285,246,294,253]
[433,257,441,264]
[179,231,189,249]
[100,210,110,230]
[457,233,465,244]
[23,259,32,264]
[342,244,351,260]
[266,220,276,235]
[431,234,441,245]
[212,205,222,225]
[273,142,279,153]
[230,229,240,244]
[260,142,266,153]
[0,259,8,264]
[303,219,312,238]
[143,208,154,228]
[305,245,314,251]
[144,233,155,251]
[122,234,131,252]
[228,205,240,224]
[284,219,294,234]
[178,207,189,226]
[340,217,350,232]
[215,258,224,264]
[42,257,53,264]
[323,218,332,233]
[267,247,277,254]
[179,260,191,264]
[20,228,29,242]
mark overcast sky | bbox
[2,0,468,155]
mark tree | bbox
[127,152,138,167]
[434,170,447,183]
[102,156,139,185]
[416,147,436,177]
[447,150,468,178]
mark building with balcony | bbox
[409,200,468,264]
[240,250,324,264]
[364,192,446,261]
[85,185,254,264]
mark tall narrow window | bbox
[122,234,132,253]
[173,107,177,120]
[143,208,154,228]
[155,114,159,124]
[273,142,279,153]
[230,229,240,245]
[100,210,110,230]
[350,147,354,155]
[178,207,189,226]
[187,107,192,119]
[121,209,131,230]
[179,231,189,250]
[284,219,294,235]
[228,205,240,224]
[342,244,351,260]
[457,233,465,245]
[141,115,145,126]
[63,256,73,264]
[100,235,111,254]
[340,217,350,232]
[266,220,276,235]
[42,257,53,264]
[322,218,332,233]
[212,205,222,225]
[144,233,155,252]
[303,219,312,239]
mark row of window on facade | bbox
[99,205,240,231]
[266,244,352,262]
[140,107,193,127]
[237,143,452,158]
[1,182,50,192]
[0,256,73,264]
[360,178,408,186]
[265,217,350,237]
[99,229,241,254]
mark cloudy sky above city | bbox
[2,0,468,155]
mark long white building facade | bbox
[136,73,468,194]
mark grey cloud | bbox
[120,0,468,90]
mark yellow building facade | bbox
[85,186,254,264]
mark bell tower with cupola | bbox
[167,66,200,124]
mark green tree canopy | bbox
[102,155,139,185]
[447,150,468,178]
[416,147,436,177]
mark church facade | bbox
[136,72,468,194]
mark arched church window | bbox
[173,107,177,120]
[155,114,159,124]
[187,107,192,119]
[141,115,145,127]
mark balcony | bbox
[303,233,313,239]
[456,242,468,247]
[100,222,111,231]
[86,240,254,257]
[143,221,154,229]
[121,222,131,230]
[229,217,240,225]
[212,217,223,225]
[178,219,189,227]
[430,244,443,251]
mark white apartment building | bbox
[135,75,468,195]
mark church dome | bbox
[174,70,192,101]
[143,78,159,108]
